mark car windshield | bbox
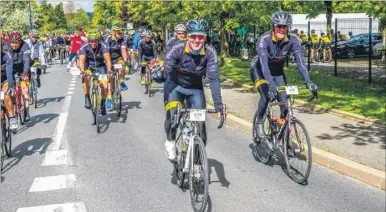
[350,35,366,42]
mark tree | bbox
[54,3,67,30]
[73,8,90,29]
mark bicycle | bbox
[0,90,12,172]
[252,85,317,184]
[172,102,226,212]
[111,62,123,117]
[12,73,25,129]
[29,61,40,109]
[82,71,103,133]
[140,61,153,96]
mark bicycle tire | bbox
[252,110,271,164]
[92,90,100,133]
[283,118,312,184]
[115,76,122,117]
[174,124,186,188]
[189,135,209,212]
[33,77,38,108]
[60,49,64,65]
[18,94,25,126]
[3,112,12,157]
[29,81,34,105]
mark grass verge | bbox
[218,57,385,120]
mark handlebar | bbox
[172,104,226,129]
[270,85,318,104]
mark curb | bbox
[206,103,386,190]
[219,77,385,127]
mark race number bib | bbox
[114,64,122,69]
[285,86,299,95]
[31,67,37,73]
[0,91,4,100]
[189,110,206,122]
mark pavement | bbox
[0,61,385,212]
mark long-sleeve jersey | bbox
[8,41,31,74]
[24,38,46,66]
[137,39,157,62]
[1,51,14,86]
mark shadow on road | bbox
[1,137,52,175]
[13,113,59,134]
[36,96,65,109]
[208,158,230,188]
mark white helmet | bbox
[174,23,186,32]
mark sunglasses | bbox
[177,32,185,36]
[189,34,205,40]
[275,25,288,29]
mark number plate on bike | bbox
[0,91,4,100]
[31,67,37,73]
[285,86,299,95]
[114,64,122,69]
[189,110,206,121]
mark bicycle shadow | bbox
[98,101,142,133]
[13,113,59,134]
[148,87,164,97]
[35,96,65,109]
[249,143,309,186]
[1,137,52,175]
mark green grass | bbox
[218,58,386,120]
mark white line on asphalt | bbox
[68,87,75,91]
[41,150,68,166]
[67,91,74,95]
[71,80,76,83]
[29,174,76,192]
[16,202,87,212]
[69,83,75,86]
[49,95,72,151]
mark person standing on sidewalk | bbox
[67,29,85,71]
[250,11,318,140]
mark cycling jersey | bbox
[251,31,310,84]
[125,36,134,49]
[166,36,186,53]
[320,35,331,44]
[163,42,223,111]
[56,36,66,45]
[137,39,157,63]
[299,34,308,42]
[132,32,142,51]
[24,38,46,66]
[8,41,31,74]
[1,51,13,86]
[310,33,319,44]
[78,43,109,68]
[104,35,127,60]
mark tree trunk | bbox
[325,1,333,38]
[220,12,229,57]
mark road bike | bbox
[111,61,123,117]
[0,90,12,172]
[29,61,41,108]
[12,73,25,129]
[253,85,317,184]
[173,102,226,212]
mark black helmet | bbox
[272,11,292,26]
[186,19,208,34]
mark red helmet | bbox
[293,29,298,33]
[9,31,21,41]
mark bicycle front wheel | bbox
[91,90,100,133]
[2,112,12,157]
[189,135,209,212]
[283,118,312,184]
[252,111,271,164]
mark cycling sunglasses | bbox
[274,24,289,29]
[189,34,206,40]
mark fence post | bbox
[368,18,372,84]
[307,20,310,71]
[334,18,338,76]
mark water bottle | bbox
[182,127,190,144]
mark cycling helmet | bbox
[112,24,122,32]
[293,28,298,33]
[321,32,325,35]
[311,29,315,33]
[272,11,292,26]
[139,26,146,32]
[128,30,135,35]
[29,29,40,37]
[9,31,22,41]
[143,30,152,38]
[87,30,100,40]
[186,19,208,35]
[174,23,186,32]
[104,29,111,35]
[300,30,304,33]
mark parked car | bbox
[372,42,386,57]
[332,33,382,58]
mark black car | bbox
[332,33,382,59]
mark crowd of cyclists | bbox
[1,10,319,211]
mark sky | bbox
[36,0,95,12]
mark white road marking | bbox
[16,202,87,212]
[48,96,72,151]
[68,87,74,91]
[29,174,76,192]
[69,83,75,87]
[67,91,74,95]
[41,150,68,166]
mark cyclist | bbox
[55,32,67,60]
[166,23,187,53]
[310,29,319,62]
[319,32,332,62]
[299,30,308,45]
[78,30,112,115]
[133,26,146,70]
[125,29,136,67]
[163,19,225,162]
[1,44,18,130]
[104,25,129,109]
[25,29,46,88]
[250,11,317,141]
[8,31,32,122]
[137,29,157,86]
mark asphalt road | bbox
[1,61,384,212]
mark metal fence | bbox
[287,18,384,84]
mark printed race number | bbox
[285,86,299,95]
[0,91,4,100]
[189,110,206,122]
[114,64,123,69]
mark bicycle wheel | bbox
[29,81,34,105]
[148,74,152,97]
[252,110,271,164]
[33,77,38,108]
[189,135,209,212]
[18,94,25,126]
[174,124,186,188]
[283,118,312,184]
[115,77,122,117]
[60,49,64,65]
[91,89,100,133]
[2,112,12,157]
